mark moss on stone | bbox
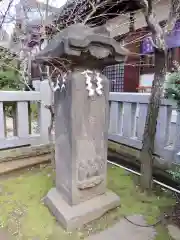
[0,165,175,239]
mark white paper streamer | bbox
[95,72,103,96]
[81,70,95,97]
[60,73,67,92]
[53,79,60,92]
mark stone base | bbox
[44,188,120,231]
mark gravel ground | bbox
[5,117,39,137]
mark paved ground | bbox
[0,229,12,240]
[6,117,39,136]
[86,215,157,240]
[1,215,180,240]
[167,224,180,240]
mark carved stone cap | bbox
[35,23,134,69]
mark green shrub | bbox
[167,166,180,181]
[30,103,38,120]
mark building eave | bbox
[106,0,170,39]
[57,0,141,27]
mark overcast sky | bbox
[0,0,67,35]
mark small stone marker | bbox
[35,23,131,231]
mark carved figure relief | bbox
[77,139,104,190]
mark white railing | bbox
[0,80,51,150]
[1,87,179,165]
[109,92,180,164]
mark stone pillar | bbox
[44,69,120,230]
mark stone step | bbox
[86,215,156,240]
[0,154,50,175]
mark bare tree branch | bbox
[165,0,180,33]
[135,0,165,49]
[135,0,180,191]
[136,0,180,50]
[0,0,14,28]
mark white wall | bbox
[139,73,177,122]
[140,74,154,87]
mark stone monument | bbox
[35,23,130,231]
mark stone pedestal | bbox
[45,189,119,231]
[44,70,120,230]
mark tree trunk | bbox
[140,48,166,191]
